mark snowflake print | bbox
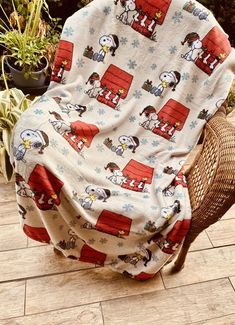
[151,63,157,70]
[146,156,157,164]
[168,46,177,54]
[172,11,183,23]
[141,138,148,145]
[69,219,77,228]
[148,46,156,53]
[75,85,83,93]
[187,145,193,151]
[143,194,150,199]
[112,190,120,196]
[98,108,105,115]
[38,95,49,103]
[192,75,199,83]
[77,176,84,182]
[120,37,128,45]
[77,160,82,166]
[133,90,142,99]
[96,121,105,126]
[117,242,124,247]
[26,205,34,211]
[168,146,174,151]
[100,238,108,244]
[122,204,134,212]
[96,144,105,152]
[76,58,85,68]
[61,147,69,156]
[114,114,120,119]
[103,6,111,15]
[88,238,95,245]
[56,165,64,175]
[82,10,89,17]
[190,121,198,129]
[50,139,58,148]
[34,108,44,115]
[63,27,74,37]
[182,72,190,80]
[124,192,131,198]
[224,74,233,82]
[152,140,160,147]
[87,105,94,112]
[52,214,58,220]
[154,174,163,180]
[129,116,136,123]
[151,206,158,210]
[175,192,185,200]
[132,39,140,48]
[207,94,214,100]
[127,59,137,70]
[186,94,194,103]
[89,27,95,35]
[156,187,162,193]
[95,167,102,174]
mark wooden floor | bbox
[0,178,235,324]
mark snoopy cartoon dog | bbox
[78,185,111,210]
[139,106,159,131]
[181,32,204,62]
[115,135,140,156]
[154,71,181,97]
[99,34,119,60]
[14,129,49,162]
[115,0,136,25]
[85,72,102,98]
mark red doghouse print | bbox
[195,27,232,75]
[152,99,190,141]
[79,244,107,266]
[63,120,99,154]
[96,210,132,237]
[23,224,51,243]
[97,64,133,109]
[121,159,154,192]
[131,0,172,39]
[51,40,74,83]
[28,164,64,210]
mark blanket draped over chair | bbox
[11,0,235,280]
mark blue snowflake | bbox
[114,114,120,119]
[182,72,190,80]
[95,167,102,174]
[122,203,134,212]
[141,138,148,145]
[120,37,128,45]
[152,140,160,147]
[89,27,95,35]
[186,94,194,103]
[224,74,233,82]
[148,46,156,53]
[190,121,198,129]
[156,187,162,193]
[151,206,158,210]
[129,116,136,123]
[34,108,43,115]
[82,10,89,17]
[75,85,83,93]
[124,193,131,198]
[207,94,214,99]
[38,95,49,103]
[56,165,64,175]
[172,11,183,23]
[132,39,140,48]
[63,27,74,37]
[143,194,150,199]
[169,46,177,54]
[187,145,193,151]
[76,58,85,68]
[175,192,185,200]
[96,121,105,126]
[96,144,105,152]
[61,147,69,156]
[98,108,105,115]
[112,190,120,196]
[192,75,199,83]
[127,59,137,70]
[50,139,58,148]
[78,176,84,182]
[103,6,111,15]
[168,146,174,151]
[87,105,94,112]
[133,90,142,99]
[151,63,157,70]
[77,160,83,166]
[154,173,163,180]
[203,80,210,86]
[146,156,157,164]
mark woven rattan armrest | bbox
[173,106,235,271]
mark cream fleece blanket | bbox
[12,0,235,280]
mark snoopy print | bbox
[104,135,140,157]
[83,34,119,62]
[73,185,111,210]
[115,0,136,25]
[13,129,49,162]
[181,32,204,62]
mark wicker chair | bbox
[173,104,235,272]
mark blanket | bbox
[11,0,235,281]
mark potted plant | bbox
[0,0,56,89]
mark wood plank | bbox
[25,268,164,315]
[0,245,95,282]
[206,219,235,247]
[0,224,27,251]
[0,201,19,226]
[0,281,25,320]
[101,279,235,325]
[161,245,235,289]
[189,231,213,252]
[0,304,103,325]
[221,205,235,220]
[0,182,16,203]
[193,313,235,324]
